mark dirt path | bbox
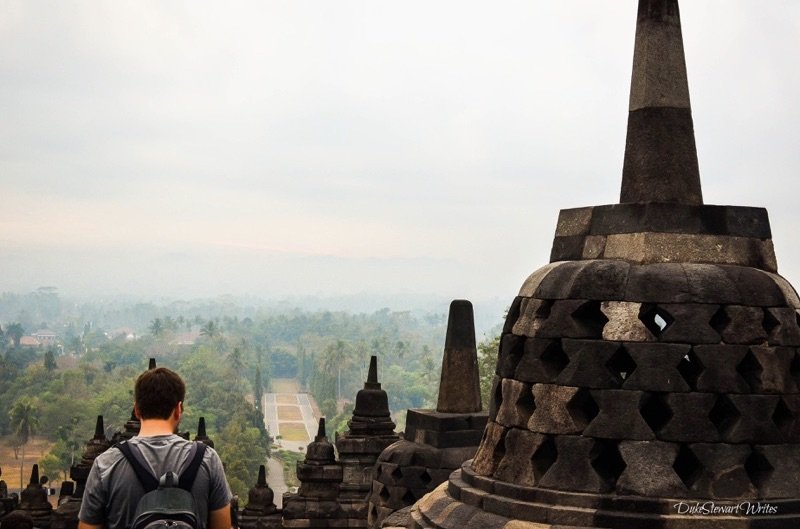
[264,378,320,452]
[266,457,288,508]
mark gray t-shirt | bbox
[79,434,232,529]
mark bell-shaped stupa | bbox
[411,1,800,527]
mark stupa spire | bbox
[620,0,702,204]
[436,300,481,413]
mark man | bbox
[78,367,232,529]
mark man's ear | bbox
[134,404,142,420]
[174,401,184,420]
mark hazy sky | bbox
[1,2,799,310]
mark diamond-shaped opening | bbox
[673,444,703,488]
[540,340,570,378]
[772,398,794,439]
[516,386,536,417]
[762,309,780,337]
[639,304,675,338]
[391,466,403,480]
[490,377,503,419]
[709,394,740,434]
[379,484,391,502]
[640,393,672,434]
[571,300,609,336]
[531,436,558,481]
[745,448,774,490]
[606,346,637,386]
[677,350,704,390]
[709,306,731,335]
[737,350,764,390]
[791,353,800,386]
[590,439,626,485]
[402,489,416,505]
[567,388,600,427]
[420,469,432,487]
[535,299,554,319]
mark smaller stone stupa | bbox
[367,300,488,528]
[282,419,345,527]
[14,466,51,529]
[238,465,281,529]
[336,356,400,526]
[193,417,215,448]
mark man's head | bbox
[134,367,186,421]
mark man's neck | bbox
[137,418,177,437]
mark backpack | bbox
[117,440,207,529]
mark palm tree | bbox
[6,323,24,348]
[149,318,164,337]
[10,397,40,489]
[200,320,219,339]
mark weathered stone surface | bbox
[625,263,691,303]
[535,300,607,340]
[616,441,685,497]
[493,430,549,487]
[518,262,562,298]
[741,346,796,394]
[557,339,623,389]
[721,265,787,307]
[604,233,777,272]
[583,390,654,440]
[438,300,482,413]
[471,422,507,476]
[689,443,756,499]
[534,262,590,300]
[714,305,768,344]
[658,393,719,442]
[511,299,549,337]
[528,385,595,435]
[723,395,783,444]
[757,445,800,498]
[513,339,569,384]
[764,308,800,346]
[569,260,630,301]
[537,436,614,493]
[692,345,750,393]
[601,302,651,342]
[620,343,691,392]
[495,379,535,429]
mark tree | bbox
[44,349,57,372]
[6,323,24,348]
[149,318,164,338]
[477,334,500,409]
[200,320,219,339]
[254,366,263,412]
[9,397,40,489]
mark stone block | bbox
[763,271,800,309]
[616,441,685,497]
[584,390,654,440]
[713,305,768,344]
[744,346,797,393]
[692,345,750,393]
[503,296,523,334]
[492,429,548,487]
[555,207,593,237]
[568,260,630,301]
[470,422,507,476]
[514,339,568,384]
[511,298,550,338]
[764,308,800,346]
[538,436,614,493]
[682,263,742,304]
[497,333,526,378]
[557,339,623,389]
[550,236,586,262]
[777,395,800,442]
[723,395,783,444]
[658,393,719,443]
[534,261,589,300]
[601,302,652,342]
[495,379,535,429]
[518,262,562,298]
[655,304,721,344]
[756,445,800,498]
[488,376,502,422]
[720,266,786,307]
[535,300,608,340]
[626,263,692,303]
[528,385,595,435]
[689,443,755,499]
[621,343,691,392]
[582,235,607,259]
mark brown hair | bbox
[134,367,186,420]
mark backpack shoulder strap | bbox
[117,441,159,492]
[178,442,207,492]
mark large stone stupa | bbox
[411,1,800,528]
